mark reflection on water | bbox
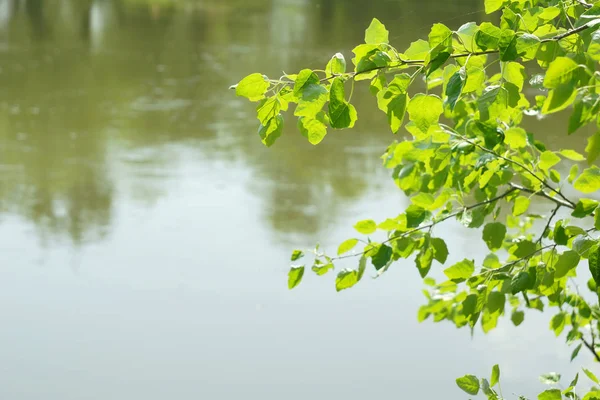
[0,1,595,399]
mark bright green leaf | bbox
[235,73,270,101]
[335,269,358,291]
[365,18,389,44]
[513,196,530,216]
[583,368,600,384]
[407,94,443,133]
[491,364,500,387]
[338,239,359,256]
[484,0,503,14]
[543,57,580,89]
[329,77,358,129]
[505,127,528,149]
[539,151,561,171]
[538,389,562,400]
[586,131,600,165]
[456,375,480,395]
[354,219,377,235]
[560,149,585,161]
[431,238,449,264]
[574,167,600,194]
[288,266,305,289]
[291,250,304,261]
[258,114,284,147]
[444,259,475,281]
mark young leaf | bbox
[569,164,579,184]
[354,220,377,234]
[258,114,284,147]
[483,222,507,251]
[539,151,561,171]
[291,250,304,261]
[537,389,562,400]
[338,239,359,255]
[550,312,566,336]
[484,0,503,14]
[539,373,561,385]
[491,364,500,387]
[288,266,305,289]
[571,343,582,361]
[446,68,466,111]
[574,167,600,194]
[329,77,358,129]
[590,245,600,286]
[476,22,501,50]
[543,57,580,89]
[586,131,600,165]
[456,375,480,395]
[371,244,393,270]
[407,94,443,133]
[365,18,389,44]
[444,259,475,281]
[554,251,581,278]
[583,368,600,384]
[431,238,449,264]
[512,196,530,216]
[560,149,585,161]
[326,53,346,76]
[504,127,528,149]
[335,269,358,292]
[235,73,270,101]
[511,309,525,326]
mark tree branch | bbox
[333,187,518,261]
[582,336,600,363]
[509,183,575,209]
[537,204,561,244]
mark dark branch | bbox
[537,205,561,244]
[582,337,600,363]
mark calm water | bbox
[0,0,595,399]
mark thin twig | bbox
[332,187,518,261]
[441,126,576,208]
[509,183,575,209]
[537,205,561,244]
[582,337,600,363]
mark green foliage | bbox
[234,0,600,397]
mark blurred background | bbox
[0,0,594,399]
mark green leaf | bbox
[491,364,500,387]
[550,312,566,336]
[377,74,410,133]
[574,166,600,194]
[583,368,600,384]
[590,245,600,286]
[446,68,466,111]
[572,199,599,218]
[294,85,328,118]
[484,0,503,14]
[291,250,304,261]
[596,209,600,230]
[542,84,578,114]
[476,22,502,50]
[513,196,530,216]
[539,151,561,171]
[325,53,346,76]
[371,244,393,271]
[586,131,600,165]
[588,31,600,61]
[505,127,528,149]
[365,18,389,44]
[569,164,579,184]
[456,375,480,395]
[539,372,561,385]
[538,389,562,400]
[483,222,507,251]
[569,95,600,134]
[516,33,540,60]
[560,149,585,161]
[335,269,358,292]
[312,260,334,276]
[407,94,443,133]
[416,247,434,278]
[431,238,449,264]
[503,62,525,90]
[293,69,320,98]
[543,57,580,89]
[298,114,328,145]
[444,259,475,281]
[235,73,270,101]
[512,240,537,258]
[328,77,358,129]
[487,291,505,313]
[258,114,284,147]
[499,29,518,61]
[338,239,359,255]
[288,266,305,289]
[571,343,583,361]
[511,309,525,326]
[511,272,531,295]
[354,219,377,235]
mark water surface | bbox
[0,1,595,399]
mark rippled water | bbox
[0,0,595,399]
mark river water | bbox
[0,0,595,399]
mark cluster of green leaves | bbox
[456,364,600,399]
[234,0,600,398]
